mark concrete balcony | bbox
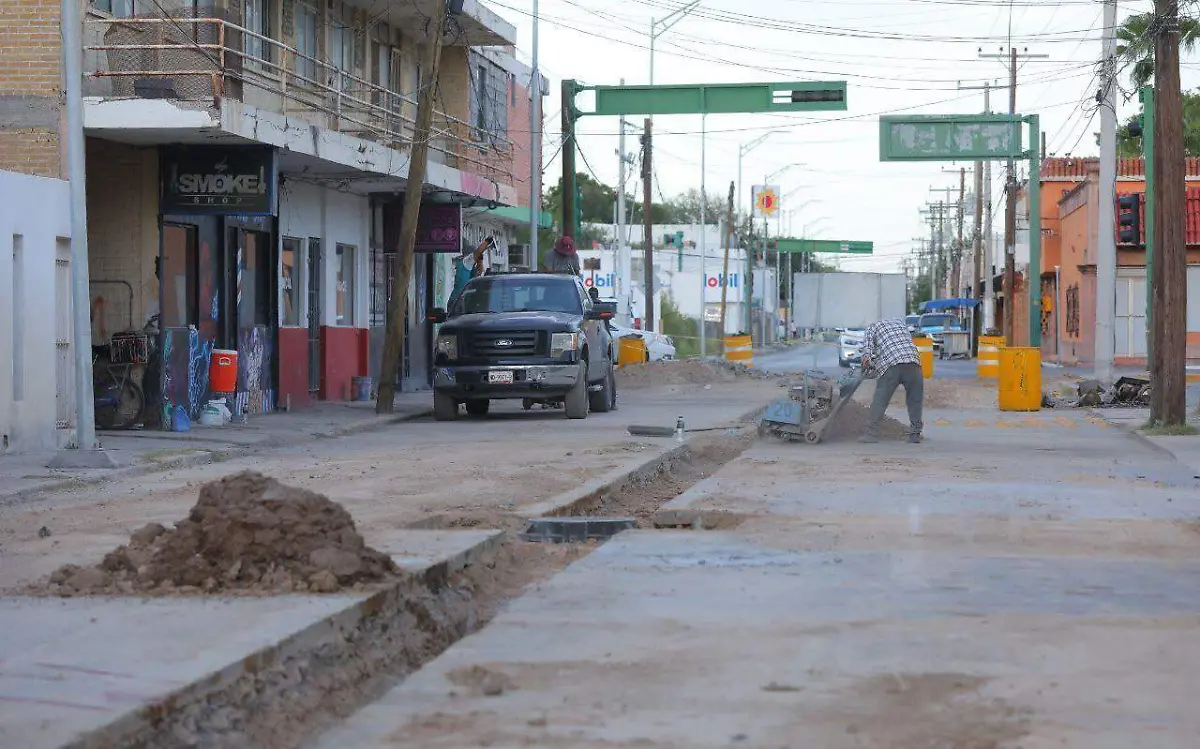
[83,16,516,202]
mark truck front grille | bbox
[466,331,543,358]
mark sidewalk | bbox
[0,394,432,503]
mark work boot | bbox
[858,434,879,444]
[907,433,923,444]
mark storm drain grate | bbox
[520,517,637,543]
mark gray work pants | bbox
[867,362,924,437]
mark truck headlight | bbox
[436,334,457,360]
[551,332,579,358]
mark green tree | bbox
[1116,11,1200,90]
[1116,88,1200,156]
[660,295,699,358]
[661,188,728,224]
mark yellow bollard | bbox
[977,334,1004,379]
[724,334,753,366]
[617,335,648,366]
[998,346,1042,411]
[912,334,934,379]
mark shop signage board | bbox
[161,145,277,215]
[415,203,463,253]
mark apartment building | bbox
[0,0,545,433]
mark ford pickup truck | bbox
[427,272,617,420]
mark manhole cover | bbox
[520,517,637,543]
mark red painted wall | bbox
[277,327,311,408]
[319,326,366,401]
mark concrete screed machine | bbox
[759,366,867,444]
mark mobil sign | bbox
[705,272,739,288]
[584,273,616,289]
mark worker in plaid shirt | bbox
[859,317,924,443]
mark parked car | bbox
[609,322,676,362]
[838,327,865,367]
[905,315,920,333]
[428,272,617,420]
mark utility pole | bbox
[52,0,113,467]
[699,113,708,357]
[528,0,540,266]
[560,79,577,243]
[720,181,734,348]
[616,79,631,325]
[1152,0,1187,425]
[981,47,1047,344]
[642,118,655,332]
[1095,0,1118,383]
[962,81,997,327]
[376,0,449,413]
[954,167,966,297]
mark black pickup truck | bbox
[427,272,617,420]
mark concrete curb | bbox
[1085,408,1178,460]
[0,409,433,506]
[65,529,502,749]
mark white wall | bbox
[0,171,72,454]
[278,180,370,328]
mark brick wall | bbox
[85,137,159,340]
[508,76,535,208]
[0,0,64,178]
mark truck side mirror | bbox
[427,308,447,324]
[587,302,617,320]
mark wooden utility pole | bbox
[719,181,734,349]
[560,79,577,245]
[1152,0,1187,425]
[1003,45,1018,345]
[973,161,984,300]
[641,119,655,331]
[375,0,449,414]
[953,167,965,297]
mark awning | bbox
[919,298,981,312]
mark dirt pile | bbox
[823,400,909,441]
[36,471,398,596]
[618,359,780,389]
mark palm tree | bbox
[1116,11,1200,90]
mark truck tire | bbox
[565,364,589,419]
[589,364,615,413]
[433,392,458,421]
[465,399,490,417]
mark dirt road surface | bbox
[0,377,778,590]
[311,374,1200,749]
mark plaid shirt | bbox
[861,318,919,373]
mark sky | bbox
[485,0,1200,274]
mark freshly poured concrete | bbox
[315,401,1200,748]
[0,529,500,749]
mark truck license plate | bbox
[488,370,514,384]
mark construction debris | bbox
[33,471,398,596]
[1044,375,1151,409]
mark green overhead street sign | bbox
[580,81,848,117]
[879,114,1025,162]
[773,238,873,255]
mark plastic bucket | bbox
[617,335,648,366]
[209,349,238,393]
[998,346,1042,411]
[724,334,753,365]
[912,335,934,379]
[351,376,373,402]
[977,335,1003,379]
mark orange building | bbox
[1030,157,1200,366]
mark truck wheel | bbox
[565,364,589,419]
[589,364,615,413]
[433,392,458,421]
[465,399,490,417]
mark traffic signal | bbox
[1126,115,1144,138]
[573,183,583,237]
[1117,194,1141,246]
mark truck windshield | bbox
[919,314,958,329]
[451,276,582,316]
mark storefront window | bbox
[337,244,356,325]
[161,223,197,327]
[281,237,301,326]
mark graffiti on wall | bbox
[462,219,512,267]
[235,325,275,416]
[162,326,213,424]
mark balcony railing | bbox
[85,16,513,185]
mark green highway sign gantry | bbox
[584,81,848,117]
[879,114,1025,162]
[773,238,872,255]
[878,112,1042,348]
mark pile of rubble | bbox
[34,471,398,596]
[617,358,782,388]
[1045,375,1151,409]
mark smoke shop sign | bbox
[162,146,277,215]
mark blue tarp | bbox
[919,298,980,312]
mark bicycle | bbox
[93,345,145,431]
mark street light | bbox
[765,162,805,185]
[737,131,780,215]
[649,0,702,87]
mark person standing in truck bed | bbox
[543,236,582,276]
[859,317,924,444]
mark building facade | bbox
[1,0,545,432]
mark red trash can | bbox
[209,349,238,393]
